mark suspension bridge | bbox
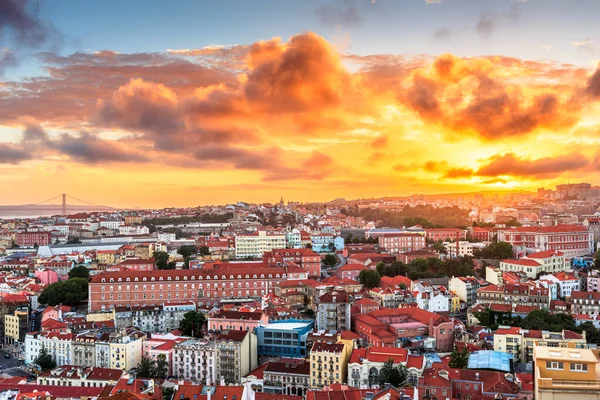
[0,194,114,217]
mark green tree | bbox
[137,356,156,378]
[376,262,386,276]
[579,322,600,345]
[377,358,409,387]
[473,241,514,259]
[153,251,170,269]
[198,246,211,256]
[432,240,448,255]
[323,254,337,267]
[179,310,207,338]
[506,218,522,227]
[155,354,169,379]
[177,245,196,258]
[359,269,381,288]
[448,347,469,369]
[162,387,175,400]
[391,260,407,276]
[38,278,88,306]
[68,265,89,280]
[328,242,336,251]
[34,345,56,371]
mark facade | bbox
[477,282,551,309]
[208,310,268,333]
[256,320,314,358]
[235,231,286,258]
[378,233,426,255]
[215,330,257,385]
[117,258,156,271]
[109,330,145,371]
[114,301,197,333]
[348,347,426,389]
[4,309,28,344]
[317,291,351,331]
[494,326,587,363]
[88,265,306,311]
[173,338,215,383]
[309,341,350,389]
[539,272,580,298]
[16,232,51,247]
[425,228,467,241]
[448,276,480,304]
[263,248,321,277]
[497,225,593,258]
[263,359,310,397]
[571,291,600,318]
[534,346,600,400]
[335,263,367,282]
[37,365,123,387]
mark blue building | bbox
[256,319,314,358]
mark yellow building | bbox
[449,291,461,313]
[5,309,28,344]
[309,341,350,389]
[109,331,145,371]
[124,215,142,225]
[96,250,118,265]
[534,345,600,400]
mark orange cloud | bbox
[475,152,589,178]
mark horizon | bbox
[2,0,600,208]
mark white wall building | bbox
[173,338,216,383]
[235,231,286,258]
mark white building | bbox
[99,220,123,230]
[25,331,73,366]
[173,338,216,383]
[158,232,176,243]
[412,281,451,313]
[444,241,487,258]
[499,250,571,279]
[348,346,425,388]
[235,230,286,258]
[118,225,150,236]
[286,229,302,249]
[539,272,580,298]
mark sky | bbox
[1,0,600,208]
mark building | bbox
[117,258,156,271]
[497,225,593,258]
[37,365,123,387]
[114,301,197,333]
[477,282,551,309]
[215,330,257,385]
[208,310,268,333]
[317,291,351,331]
[425,228,467,241]
[494,326,587,363]
[25,331,74,366]
[539,272,580,298]
[348,346,425,388]
[499,250,570,279]
[449,276,480,305]
[444,241,486,258]
[534,346,600,400]
[256,320,314,358]
[571,291,600,318]
[109,329,145,371]
[412,282,453,313]
[173,338,215,383]
[235,231,286,258]
[335,263,367,282]
[397,250,439,264]
[263,358,310,397]
[4,308,28,345]
[378,233,426,255]
[88,265,306,311]
[309,341,350,389]
[263,248,321,277]
[15,232,51,247]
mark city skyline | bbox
[2,0,600,208]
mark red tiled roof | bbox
[0,384,103,398]
[527,250,564,258]
[337,263,367,272]
[501,259,541,266]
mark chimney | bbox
[476,372,479,381]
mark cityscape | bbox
[2,1,600,400]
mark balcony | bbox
[538,378,600,390]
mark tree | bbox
[153,251,170,269]
[34,345,56,371]
[177,245,196,258]
[38,278,88,306]
[359,269,381,288]
[432,240,448,255]
[137,356,156,378]
[198,246,211,256]
[323,254,337,267]
[179,310,207,338]
[521,310,577,332]
[449,347,469,369]
[155,354,169,379]
[378,358,409,387]
[67,237,82,244]
[473,241,514,259]
[328,242,336,251]
[376,262,386,276]
[163,387,175,400]
[68,265,89,280]
[579,322,600,345]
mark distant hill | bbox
[0,204,114,218]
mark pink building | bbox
[117,258,156,271]
[41,305,71,323]
[208,310,268,332]
[35,269,59,286]
[336,263,367,281]
[143,337,184,376]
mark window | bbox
[570,363,588,372]
[546,361,564,370]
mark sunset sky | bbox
[1,0,600,208]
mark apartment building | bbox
[497,225,593,258]
[425,228,467,241]
[494,326,587,363]
[317,290,351,331]
[378,233,426,255]
[263,359,311,397]
[15,231,51,247]
[449,276,480,304]
[571,291,600,318]
[215,330,257,385]
[88,265,306,311]
[534,346,600,400]
[208,310,267,333]
[348,346,426,389]
[37,365,123,387]
[476,282,551,309]
[172,338,215,384]
[109,330,145,371]
[4,308,28,345]
[263,248,321,277]
[500,250,570,279]
[539,272,580,298]
[256,320,314,358]
[309,341,350,389]
[114,301,197,333]
[234,231,286,258]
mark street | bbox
[0,350,30,378]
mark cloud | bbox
[571,38,591,47]
[475,5,520,39]
[586,65,600,98]
[370,134,388,149]
[433,27,454,41]
[315,0,362,29]
[476,14,495,38]
[425,0,443,3]
[0,143,31,164]
[475,152,589,178]
[50,132,149,164]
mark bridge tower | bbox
[62,193,67,216]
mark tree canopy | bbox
[137,354,169,379]
[34,345,56,371]
[68,265,89,280]
[473,241,514,259]
[359,269,381,288]
[179,310,207,338]
[323,254,337,267]
[449,347,469,369]
[153,251,171,270]
[378,359,409,387]
[342,205,470,229]
[38,278,88,306]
